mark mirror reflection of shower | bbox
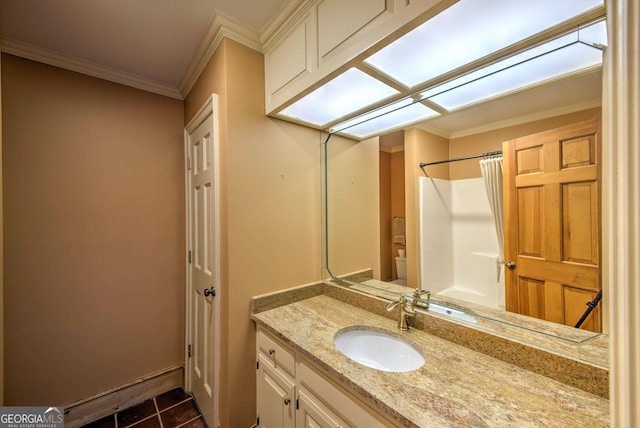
[420,152,504,310]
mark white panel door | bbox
[185,95,220,428]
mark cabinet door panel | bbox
[257,355,295,428]
[317,0,387,58]
[297,389,346,428]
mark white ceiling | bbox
[0,0,287,97]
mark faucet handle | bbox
[387,294,407,312]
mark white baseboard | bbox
[64,365,184,428]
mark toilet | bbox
[395,255,407,285]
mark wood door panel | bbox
[516,278,563,323]
[517,187,544,257]
[562,181,599,264]
[517,145,544,174]
[561,134,597,168]
[517,257,599,291]
[504,118,601,331]
[517,277,546,319]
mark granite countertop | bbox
[252,294,609,427]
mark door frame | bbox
[184,94,221,425]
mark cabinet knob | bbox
[283,398,291,405]
[268,348,275,355]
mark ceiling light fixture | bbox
[364,0,604,89]
[279,67,400,127]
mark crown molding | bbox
[178,12,262,98]
[380,144,405,154]
[260,0,315,50]
[0,38,182,99]
[414,123,452,139]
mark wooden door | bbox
[185,95,220,427]
[503,119,601,332]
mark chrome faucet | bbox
[387,294,416,331]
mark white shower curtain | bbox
[479,156,505,308]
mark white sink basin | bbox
[333,327,425,372]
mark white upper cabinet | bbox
[263,0,445,116]
[316,0,387,60]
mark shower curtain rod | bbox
[419,150,502,169]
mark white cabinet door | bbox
[257,354,295,428]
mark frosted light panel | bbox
[420,33,578,99]
[426,43,603,110]
[279,68,399,126]
[333,100,438,139]
[364,0,603,88]
[578,19,608,47]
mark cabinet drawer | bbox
[297,360,394,427]
[257,330,295,378]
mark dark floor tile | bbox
[80,414,116,428]
[117,399,157,427]
[129,415,161,428]
[155,387,192,411]
[160,399,200,428]
[177,416,206,428]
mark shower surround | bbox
[420,176,504,309]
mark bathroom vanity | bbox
[251,284,609,427]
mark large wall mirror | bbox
[321,1,608,368]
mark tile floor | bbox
[81,388,206,428]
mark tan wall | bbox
[2,54,185,405]
[327,135,380,279]
[379,150,392,280]
[184,39,323,428]
[449,108,601,179]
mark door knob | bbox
[506,261,516,269]
[204,287,216,297]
